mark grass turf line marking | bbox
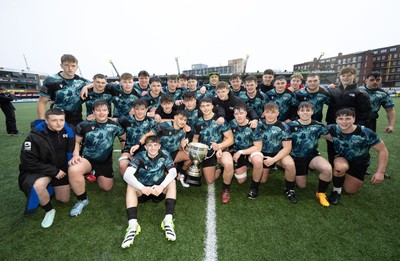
[203,183,218,261]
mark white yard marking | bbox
[203,183,218,261]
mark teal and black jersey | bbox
[359,86,395,120]
[230,86,245,97]
[194,114,231,146]
[238,90,268,117]
[76,119,124,162]
[117,115,155,150]
[109,84,139,118]
[184,89,206,101]
[295,87,330,122]
[203,84,217,98]
[258,120,291,154]
[184,108,199,129]
[266,89,298,121]
[230,119,262,152]
[151,121,186,152]
[327,124,381,161]
[288,120,328,158]
[41,72,90,116]
[129,149,175,186]
[133,83,149,97]
[84,89,114,116]
[143,93,162,111]
[163,86,183,101]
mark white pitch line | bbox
[203,183,218,261]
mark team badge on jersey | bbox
[24,142,31,151]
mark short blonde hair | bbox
[290,73,303,80]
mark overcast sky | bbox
[1,0,399,79]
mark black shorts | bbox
[234,154,250,169]
[293,153,320,176]
[138,193,166,203]
[201,149,218,168]
[88,159,114,179]
[19,172,68,198]
[52,174,69,186]
[262,152,278,169]
[336,155,370,181]
[170,150,179,161]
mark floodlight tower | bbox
[243,54,250,74]
[23,54,31,71]
[109,60,120,78]
[175,57,181,75]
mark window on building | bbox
[352,57,356,62]
[377,56,381,61]
[382,55,386,60]
[390,47,397,51]
[373,57,376,61]
[338,60,341,64]
[381,49,387,53]
[358,56,362,62]
[394,54,399,59]
[381,63,385,67]
[357,63,361,69]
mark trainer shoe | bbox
[85,172,97,182]
[221,189,230,204]
[178,174,190,188]
[328,191,341,205]
[70,199,89,216]
[121,224,141,249]
[161,220,176,241]
[285,190,298,204]
[247,188,258,200]
[316,192,330,207]
[41,209,56,228]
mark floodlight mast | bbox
[243,54,249,74]
[109,60,120,78]
[175,57,181,75]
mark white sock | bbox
[333,187,342,194]
[128,219,138,228]
[164,214,173,222]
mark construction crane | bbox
[109,60,120,78]
[310,52,325,71]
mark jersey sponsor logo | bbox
[24,142,31,151]
[349,93,355,97]
[63,134,68,138]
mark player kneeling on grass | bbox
[68,100,125,216]
[18,108,74,228]
[326,108,389,205]
[250,102,298,203]
[287,102,332,207]
[121,136,177,249]
[229,103,264,185]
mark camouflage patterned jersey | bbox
[288,120,328,158]
[151,121,186,152]
[230,119,262,152]
[266,89,298,121]
[109,84,139,118]
[238,91,268,118]
[41,72,90,118]
[76,119,124,162]
[194,114,231,146]
[129,149,175,186]
[258,120,291,154]
[295,87,330,122]
[118,115,155,151]
[359,86,395,120]
[328,124,381,161]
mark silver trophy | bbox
[186,142,209,186]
